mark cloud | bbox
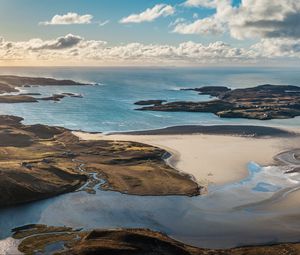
[173,0,231,35]
[98,20,110,27]
[184,0,218,8]
[27,34,84,50]
[177,0,300,40]
[251,38,300,58]
[229,0,300,39]
[173,16,224,35]
[120,4,175,24]
[40,12,93,25]
[1,34,300,65]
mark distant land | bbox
[0,75,86,93]
[0,75,87,103]
[136,84,300,120]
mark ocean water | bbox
[0,66,300,132]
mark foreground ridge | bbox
[13,225,300,255]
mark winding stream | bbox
[1,149,300,251]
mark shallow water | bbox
[1,162,300,249]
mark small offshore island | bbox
[136,84,300,120]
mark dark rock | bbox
[135,100,167,106]
[39,94,66,102]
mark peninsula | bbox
[0,115,200,207]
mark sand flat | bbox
[74,131,300,186]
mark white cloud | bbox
[169,18,186,27]
[178,0,300,40]
[120,4,175,24]
[98,20,110,27]
[1,34,300,65]
[251,38,300,58]
[229,0,300,39]
[40,12,93,25]
[173,16,224,35]
[173,0,231,35]
[184,0,218,8]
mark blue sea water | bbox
[0,66,299,132]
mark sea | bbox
[0,67,300,251]
[0,66,299,132]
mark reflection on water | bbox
[1,162,300,249]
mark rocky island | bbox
[0,75,86,94]
[0,75,86,103]
[0,115,200,207]
[136,84,300,120]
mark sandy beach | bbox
[74,128,300,187]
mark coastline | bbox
[74,124,300,187]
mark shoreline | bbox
[74,124,300,187]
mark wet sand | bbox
[74,127,300,186]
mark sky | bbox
[0,0,300,66]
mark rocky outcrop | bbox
[135,100,167,106]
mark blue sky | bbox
[0,0,241,45]
[0,0,299,66]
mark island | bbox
[135,84,300,120]
[0,75,86,94]
[11,224,300,255]
[0,115,200,207]
[0,75,86,103]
